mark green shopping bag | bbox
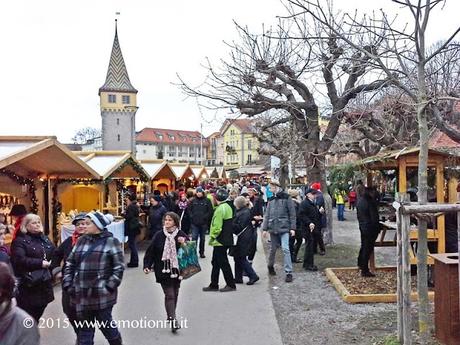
[178,241,201,280]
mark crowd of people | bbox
[0,176,386,345]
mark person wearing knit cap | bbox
[143,212,188,333]
[310,182,326,256]
[62,211,124,345]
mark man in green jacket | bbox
[203,188,236,292]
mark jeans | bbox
[337,204,345,221]
[161,281,180,319]
[210,246,235,288]
[303,229,315,268]
[78,307,121,345]
[268,232,292,273]
[191,224,207,255]
[234,256,258,281]
[127,233,138,264]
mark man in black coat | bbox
[356,187,380,277]
[124,194,141,267]
[247,188,263,263]
[298,188,321,271]
[189,187,213,258]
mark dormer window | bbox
[122,95,130,104]
[108,94,116,103]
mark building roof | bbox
[139,160,177,180]
[0,137,100,179]
[429,130,460,150]
[220,118,255,134]
[99,21,137,94]
[74,151,149,181]
[136,128,209,146]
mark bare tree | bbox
[287,0,460,342]
[71,127,101,144]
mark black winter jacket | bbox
[189,196,213,226]
[231,208,254,257]
[149,204,167,233]
[356,196,380,234]
[143,230,188,284]
[124,202,141,236]
[11,232,55,308]
[298,197,321,232]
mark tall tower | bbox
[99,20,138,152]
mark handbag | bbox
[22,268,52,288]
[177,241,201,280]
[232,226,249,244]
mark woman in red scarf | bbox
[50,212,87,340]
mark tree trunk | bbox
[280,156,290,188]
[416,57,430,344]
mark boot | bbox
[268,266,276,276]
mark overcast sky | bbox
[0,0,458,142]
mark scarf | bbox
[0,299,15,339]
[71,231,82,247]
[178,200,188,210]
[12,216,25,241]
[161,227,179,278]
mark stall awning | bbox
[169,163,193,180]
[0,137,100,179]
[236,165,267,175]
[189,165,208,179]
[140,160,177,180]
[74,151,149,181]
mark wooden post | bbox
[402,209,412,344]
[399,157,407,193]
[396,195,404,342]
[458,210,460,325]
[396,194,411,344]
[436,161,445,253]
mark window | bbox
[117,134,120,142]
[143,150,146,154]
[117,118,120,125]
[248,140,252,150]
[108,94,116,103]
[230,129,235,136]
[122,95,130,104]
[168,145,175,157]
[247,154,252,164]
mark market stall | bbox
[140,160,177,193]
[189,165,208,181]
[169,163,194,189]
[0,136,100,243]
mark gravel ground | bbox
[265,207,440,345]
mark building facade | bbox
[99,20,138,153]
[206,132,224,166]
[136,128,209,164]
[220,119,259,168]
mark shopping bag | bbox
[177,241,201,280]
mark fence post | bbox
[401,202,412,344]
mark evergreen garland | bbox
[0,169,38,214]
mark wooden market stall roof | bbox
[189,165,208,179]
[0,137,100,178]
[236,165,267,176]
[73,151,149,181]
[139,160,177,180]
[358,147,459,170]
[168,163,193,180]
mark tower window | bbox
[108,94,116,103]
[117,118,120,125]
[122,95,130,104]
[117,134,120,142]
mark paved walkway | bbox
[39,236,283,345]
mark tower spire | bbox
[98,19,137,95]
